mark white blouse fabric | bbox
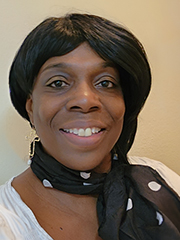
[0,157,179,240]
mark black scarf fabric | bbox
[31,142,180,240]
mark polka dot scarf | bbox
[31,142,107,195]
[31,142,180,240]
[98,162,180,239]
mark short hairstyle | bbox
[9,13,151,163]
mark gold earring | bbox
[25,128,40,164]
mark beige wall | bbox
[0,0,179,184]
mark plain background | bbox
[0,0,180,184]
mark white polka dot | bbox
[80,172,91,179]
[83,182,93,186]
[126,198,133,211]
[148,181,161,191]
[43,179,53,188]
[156,212,163,225]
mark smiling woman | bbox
[25,43,125,172]
[0,13,180,240]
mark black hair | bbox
[9,13,151,163]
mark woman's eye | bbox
[97,80,114,88]
[46,79,68,88]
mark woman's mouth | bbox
[60,127,103,137]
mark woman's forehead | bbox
[38,43,117,75]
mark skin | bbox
[26,42,125,173]
[12,42,125,239]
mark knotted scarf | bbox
[31,142,180,239]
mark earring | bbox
[25,128,40,164]
[113,153,118,160]
[112,147,118,160]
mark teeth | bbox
[63,127,101,137]
[73,128,78,135]
[85,128,91,137]
[78,128,85,136]
[92,127,100,134]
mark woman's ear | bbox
[26,97,34,126]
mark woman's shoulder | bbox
[128,156,180,196]
[0,178,52,240]
[0,178,16,209]
[0,178,17,239]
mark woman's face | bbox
[26,43,125,173]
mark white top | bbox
[0,157,179,240]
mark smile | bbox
[61,127,102,137]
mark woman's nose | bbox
[66,82,102,113]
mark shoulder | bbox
[0,178,52,240]
[128,156,180,197]
[0,178,21,239]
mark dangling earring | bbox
[25,127,40,164]
[112,147,118,160]
[113,153,118,160]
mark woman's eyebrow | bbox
[41,61,116,73]
[101,61,116,68]
[41,63,70,73]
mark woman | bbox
[0,13,179,239]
